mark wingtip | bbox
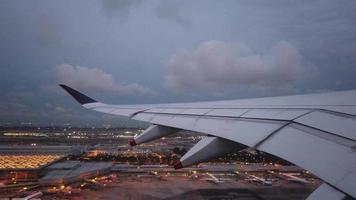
[59,84,97,105]
[58,84,67,89]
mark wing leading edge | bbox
[59,84,356,199]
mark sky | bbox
[0,0,355,127]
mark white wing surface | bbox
[59,84,356,199]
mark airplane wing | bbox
[59,84,356,199]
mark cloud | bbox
[155,0,191,28]
[166,40,309,90]
[101,0,141,20]
[57,64,155,96]
[36,20,61,48]
[55,106,72,113]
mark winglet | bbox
[59,84,97,105]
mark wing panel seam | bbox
[254,122,291,149]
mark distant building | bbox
[0,145,83,182]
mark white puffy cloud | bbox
[166,40,308,90]
[57,64,155,96]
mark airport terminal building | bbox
[0,146,75,181]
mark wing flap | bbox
[257,123,356,197]
[295,111,356,141]
[306,183,346,200]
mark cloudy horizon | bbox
[0,0,355,127]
